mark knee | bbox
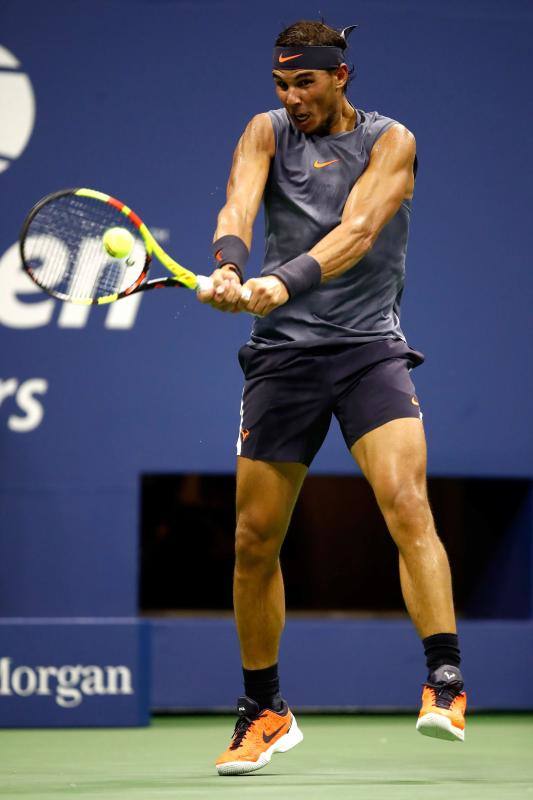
[378,482,432,539]
[235,514,282,575]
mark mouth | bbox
[292,112,310,126]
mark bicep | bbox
[225,114,274,227]
[341,124,416,237]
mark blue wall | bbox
[151,618,533,711]
[0,619,150,727]
[0,0,532,707]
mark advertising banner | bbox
[0,619,149,727]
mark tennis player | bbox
[198,20,466,776]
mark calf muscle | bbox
[234,457,306,669]
[352,419,457,637]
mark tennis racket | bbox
[19,188,248,306]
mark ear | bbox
[335,63,349,91]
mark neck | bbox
[316,97,357,137]
[332,97,357,134]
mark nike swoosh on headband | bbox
[279,52,304,63]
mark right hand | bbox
[196,266,244,312]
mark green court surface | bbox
[1,715,532,800]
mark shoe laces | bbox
[426,679,464,709]
[230,711,264,750]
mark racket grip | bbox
[195,274,213,293]
[196,274,250,302]
[195,274,257,316]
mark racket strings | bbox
[22,194,147,301]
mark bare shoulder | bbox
[241,113,275,157]
[363,123,416,199]
[372,123,416,162]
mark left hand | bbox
[238,275,289,317]
[196,266,243,312]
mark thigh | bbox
[351,417,428,506]
[236,456,307,549]
[237,346,332,467]
[335,356,423,452]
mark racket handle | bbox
[195,275,256,315]
[195,274,213,293]
[196,275,251,302]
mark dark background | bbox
[141,474,531,619]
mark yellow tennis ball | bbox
[102,227,134,259]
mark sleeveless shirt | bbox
[249,106,414,349]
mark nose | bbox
[285,86,301,108]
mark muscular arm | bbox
[197,113,274,310]
[214,113,274,247]
[309,124,416,281]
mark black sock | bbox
[242,663,282,712]
[423,632,461,675]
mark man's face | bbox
[272,67,346,135]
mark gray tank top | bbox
[249,106,414,349]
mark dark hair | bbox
[275,19,356,89]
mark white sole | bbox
[416,712,465,742]
[216,715,304,776]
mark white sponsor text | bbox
[0,658,134,708]
[0,377,47,431]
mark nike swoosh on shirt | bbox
[313,159,339,169]
[262,723,287,743]
[279,53,303,63]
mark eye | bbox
[298,80,312,87]
[275,80,288,90]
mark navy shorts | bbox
[236,339,425,466]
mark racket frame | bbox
[19,187,207,305]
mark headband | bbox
[272,24,357,70]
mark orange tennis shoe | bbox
[215,695,303,776]
[416,665,466,742]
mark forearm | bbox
[308,219,375,283]
[214,203,254,250]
